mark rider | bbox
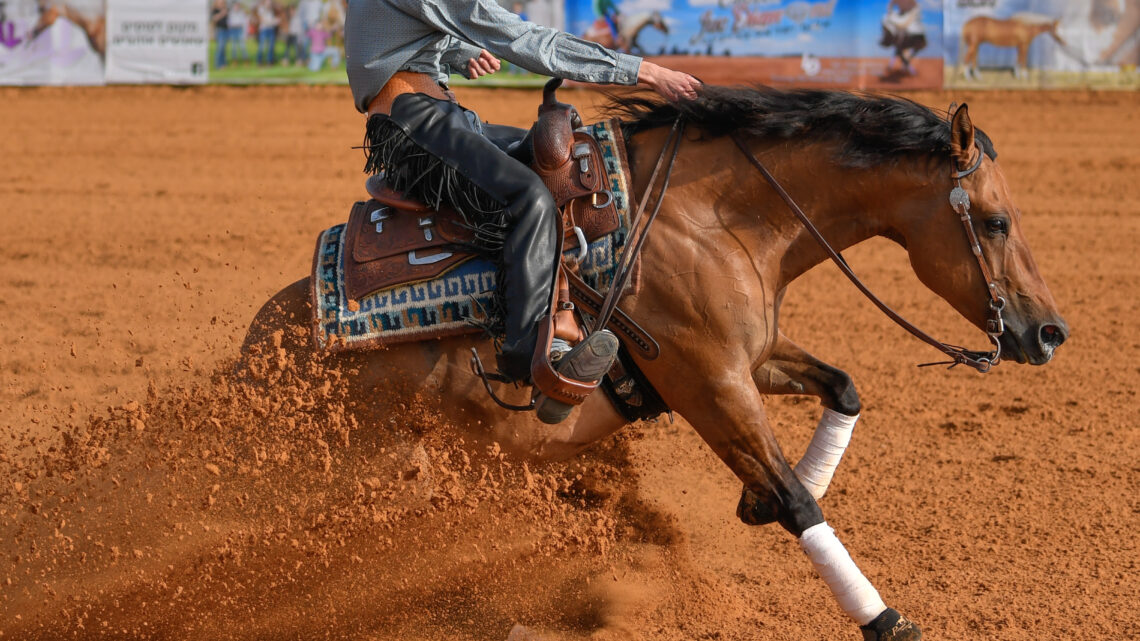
[344,0,700,420]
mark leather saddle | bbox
[345,79,621,301]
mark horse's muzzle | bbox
[1001,317,1069,365]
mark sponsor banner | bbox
[0,0,106,85]
[564,0,945,89]
[945,0,1140,88]
[105,0,209,83]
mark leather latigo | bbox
[342,200,477,302]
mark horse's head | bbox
[901,104,1069,365]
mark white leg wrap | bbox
[800,522,886,626]
[794,409,857,500]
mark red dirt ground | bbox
[0,85,1137,640]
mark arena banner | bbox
[564,0,945,89]
[944,0,1140,88]
[104,0,208,84]
[0,0,106,85]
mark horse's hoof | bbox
[860,608,921,641]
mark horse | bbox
[960,14,1065,80]
[242,86,1069,640]
[581,11,668,55]
[30,1,105,58]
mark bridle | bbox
[730,134,1006,373]
[587,115,1008,377]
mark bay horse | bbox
[960,14,1064,80]
[243,86,1068,640]
[581,11,668,55]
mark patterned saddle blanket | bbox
[310,119,637,353]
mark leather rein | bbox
[730,134,1005,372]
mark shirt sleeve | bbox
[439,35,486,79]
[393,0,642,85]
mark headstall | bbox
[731,134,1005,373]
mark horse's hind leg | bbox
[739,332,860,525]
[668,378,920,640]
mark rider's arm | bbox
[438,35,486,79]
[392,0,641,85]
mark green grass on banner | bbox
[208,41,549,87]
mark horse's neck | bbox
[672,135,922,287]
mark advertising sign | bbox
[0,0,106,85]
[944,0,1140,88]
[105,0,209,83]
[564,0,945,89]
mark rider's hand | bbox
[467,50,501,79]
[637,61,702,102]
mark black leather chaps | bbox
[376,93,558,381]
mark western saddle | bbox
[347,78,659,415]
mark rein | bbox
[591,117,686,335]
[730,135,1005,372]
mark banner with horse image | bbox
[0,0,106,85]
[944,0,1140,88]
[564,0,946,89]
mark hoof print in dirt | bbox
[860,608,921,641]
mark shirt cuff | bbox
[614,53,643,86]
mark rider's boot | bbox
[534,329,619,424]
[532,270,617,424]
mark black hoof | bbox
[736,486,777,526]
[860,608,921,641]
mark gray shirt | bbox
[345,0,643,113]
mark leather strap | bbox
[565,271,660,360]
[591,118,686,336]
[731,134,1001,372]
[530,232,604,406]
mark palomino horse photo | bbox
[244,86,1068,640]
[960,14,1065,80]
[581,10,668,54]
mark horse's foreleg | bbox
[740,332,859,523]
[1017,43,1030,78]
[671,381,919,640]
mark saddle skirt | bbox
[310,118,639,353]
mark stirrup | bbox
[534,330,619,424]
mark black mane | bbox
[610,85,996,168]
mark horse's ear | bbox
[950,103,976,170]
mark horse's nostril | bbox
[1040,324,1066,348]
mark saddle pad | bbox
[310,119,638,352]
[312,223,496,352]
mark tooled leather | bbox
[564,270,658,360]
[563,196,619,248]
[537,132,608,207]
[342,200,475,301]
[533,102,575,172]
[350,200,474,264]
[365,174,432,212]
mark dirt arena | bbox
[1,85,1137,640]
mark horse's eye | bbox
[984,217,1008,236]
